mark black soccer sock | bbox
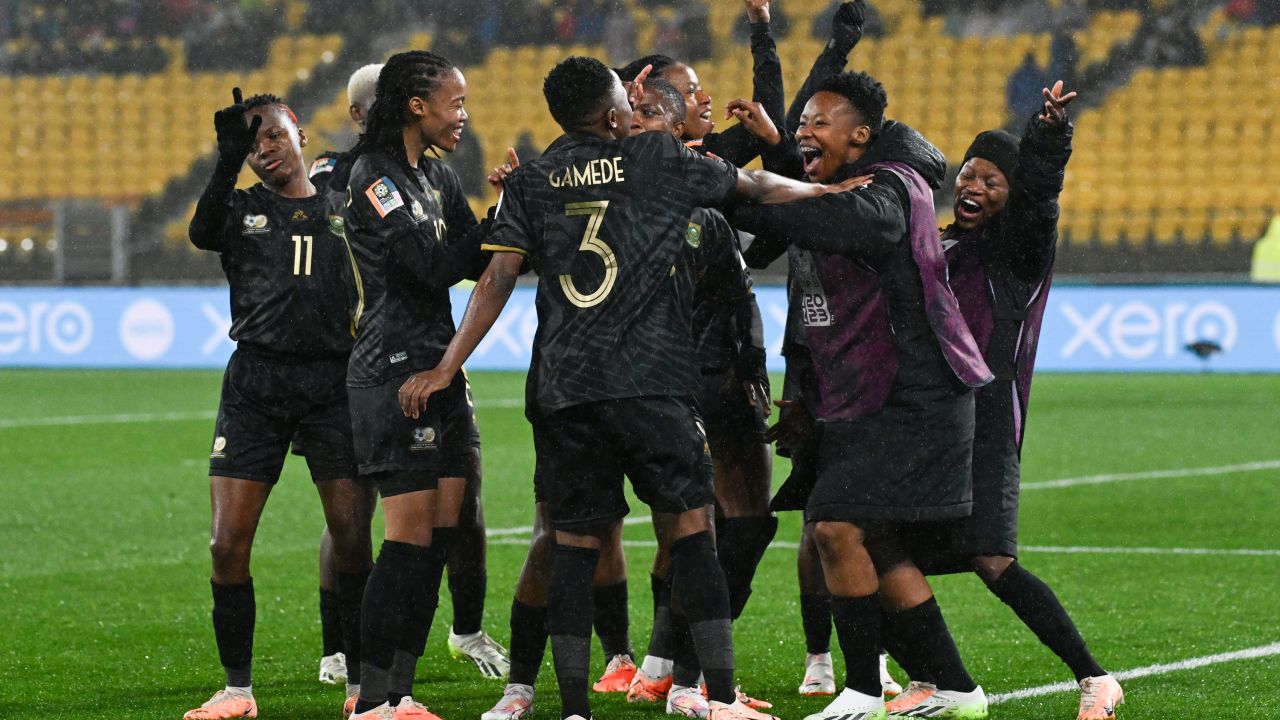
[336,570,370,686]
[387,649,417,704]
[670,609,702,688]
[715,516,778,620]
[320,587,342,657]
[356,539,446,712]
[508,599,549,686]
[448,569,487,637]
[548,545,599,719]
[830,593,883,697]
[881,604,937,684]
[593,581,633,659]
[889,596,976,692]
[646,573,676,662]
[211,579,254,688]
[670,532,735,704]
[986,562,1107,681]
[800,593,833,655]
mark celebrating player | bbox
[894,81,1123,720]
[402,56,865,720]
[731,71,996,720]
[183,90,370,720]
[340,50,493,720]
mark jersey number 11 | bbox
[292,235,314,276]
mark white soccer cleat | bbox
[1077,675,1124,720]
[887,684,987,719]
[802,686,886,720]
[481,683,535,720]
[448,629,511,679]
[320,651,348,684]
[349,702,395,720]
[799,652,837,696]
[666,683,710,718]
[879,653,903,697]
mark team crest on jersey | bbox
[211,436,227,459]
[410,199,426,221]
[328,214,345,238]
[309,156,338,177]
[366,176,405,218]
[291,209,309,221]
[685,222,703,248]
[242,214,269,235]
[410,426,437,451]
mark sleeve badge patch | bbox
[309,156,338,177]
[366,176,405,218]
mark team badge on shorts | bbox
[410,426,438,452]
[211,436,228,459]
[685,222,703,248]
[366,176,405,218]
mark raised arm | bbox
[998,81,1076,283]
[704,0,787,165]
[189,88,261,251]
[785,0,865,133]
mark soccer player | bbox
[893,81,1123,720]
[183,89,370,720]
[729,71,996,720]
[340,50,493,720]
[402,56,862,720]
[311,61,508,690]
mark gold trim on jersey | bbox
[481,243,529,255]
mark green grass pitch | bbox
[1,370,1278,719]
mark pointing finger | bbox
[507,146,521,168]
[232,87,243,105]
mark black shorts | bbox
[531,418,551,504]
[209,350,356,483]
[347,370,474,496]
[695,370,768,450]
[537,396,714,530]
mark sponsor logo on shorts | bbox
[389,351,408,364]
[242,214,269,235]
[410,426,437,452]
[211,435,227,459]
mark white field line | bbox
[990,642,1280,704]
[1022,459,1280,490]
[488,535,1280,557]
[0,398,525,429]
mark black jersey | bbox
[485,130,738,412]
[190,183,353,360]
[309,150,354,198]
[687,207,763,375]
[343,150,484,387]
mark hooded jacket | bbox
[734,121,991,421]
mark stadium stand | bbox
[2,0,1276,278]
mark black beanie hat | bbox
[963,129,1020,181]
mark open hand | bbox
[744,0,771,23]
[398,366,454,419]
[821,173,874,195]
[1039,80,1078,125]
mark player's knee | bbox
[812,520,861,556]
[971,554,1014,583]
[209,534,251,575]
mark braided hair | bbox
[349,50,457,190]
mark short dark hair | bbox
[544,56,617,130]
[817,72,887,136]
[615,54,677,83]
[243,93,298,126]
[645,78,685,125]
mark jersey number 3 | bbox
[559,201,616,308]
[292,235,313,276]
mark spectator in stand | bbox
[1049,29,1079,89]
[1006,53,1050,129]
[513,131,541,164]
[1141,10,1206,68]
